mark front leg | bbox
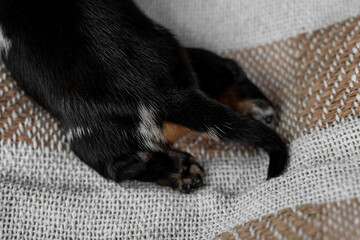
[187,48,276,128]
[103,149,205,193]
[70,124,205,193]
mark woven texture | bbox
[216,199,360,240]
[135,0,360,51]
[1,10,360,240]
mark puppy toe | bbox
[179,163,205,193]
[154,150,205,193]
[174,152,205,193]
[180,173,204,193]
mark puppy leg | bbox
[78,149,204,193]
[69,122,204,193]
[187,48,276,128]
[115,151,204,193]
[166,91,287,179]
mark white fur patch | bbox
[137,151,150,161]
[67,127,92,141]
[252,106,275,116]
[251,105,275,117]
[138,105,164,151]
[0,26,12,57]
[251,104,275,128]
[206,127,221,141]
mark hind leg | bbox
[187,48,275,128]
[165,91,287,179]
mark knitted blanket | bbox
[1,1,360,239]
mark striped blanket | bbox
[1,1,360,239]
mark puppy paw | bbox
[249,99,276,128]
[157,151,205,193]
[178,161,205,193]
[216,87,276,128]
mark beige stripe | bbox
[216,198,360,240]
[0,65,67,151]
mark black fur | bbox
[0,0,288,192]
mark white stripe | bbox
[135,0,360,51]
[0,26,11,57]
[138,105,164,151]
[66,126,92,141]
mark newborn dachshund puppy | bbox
[0,0,287,193]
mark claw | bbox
[181,182,191,193]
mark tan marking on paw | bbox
[162,122,191,144]
[190,164,205,177]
